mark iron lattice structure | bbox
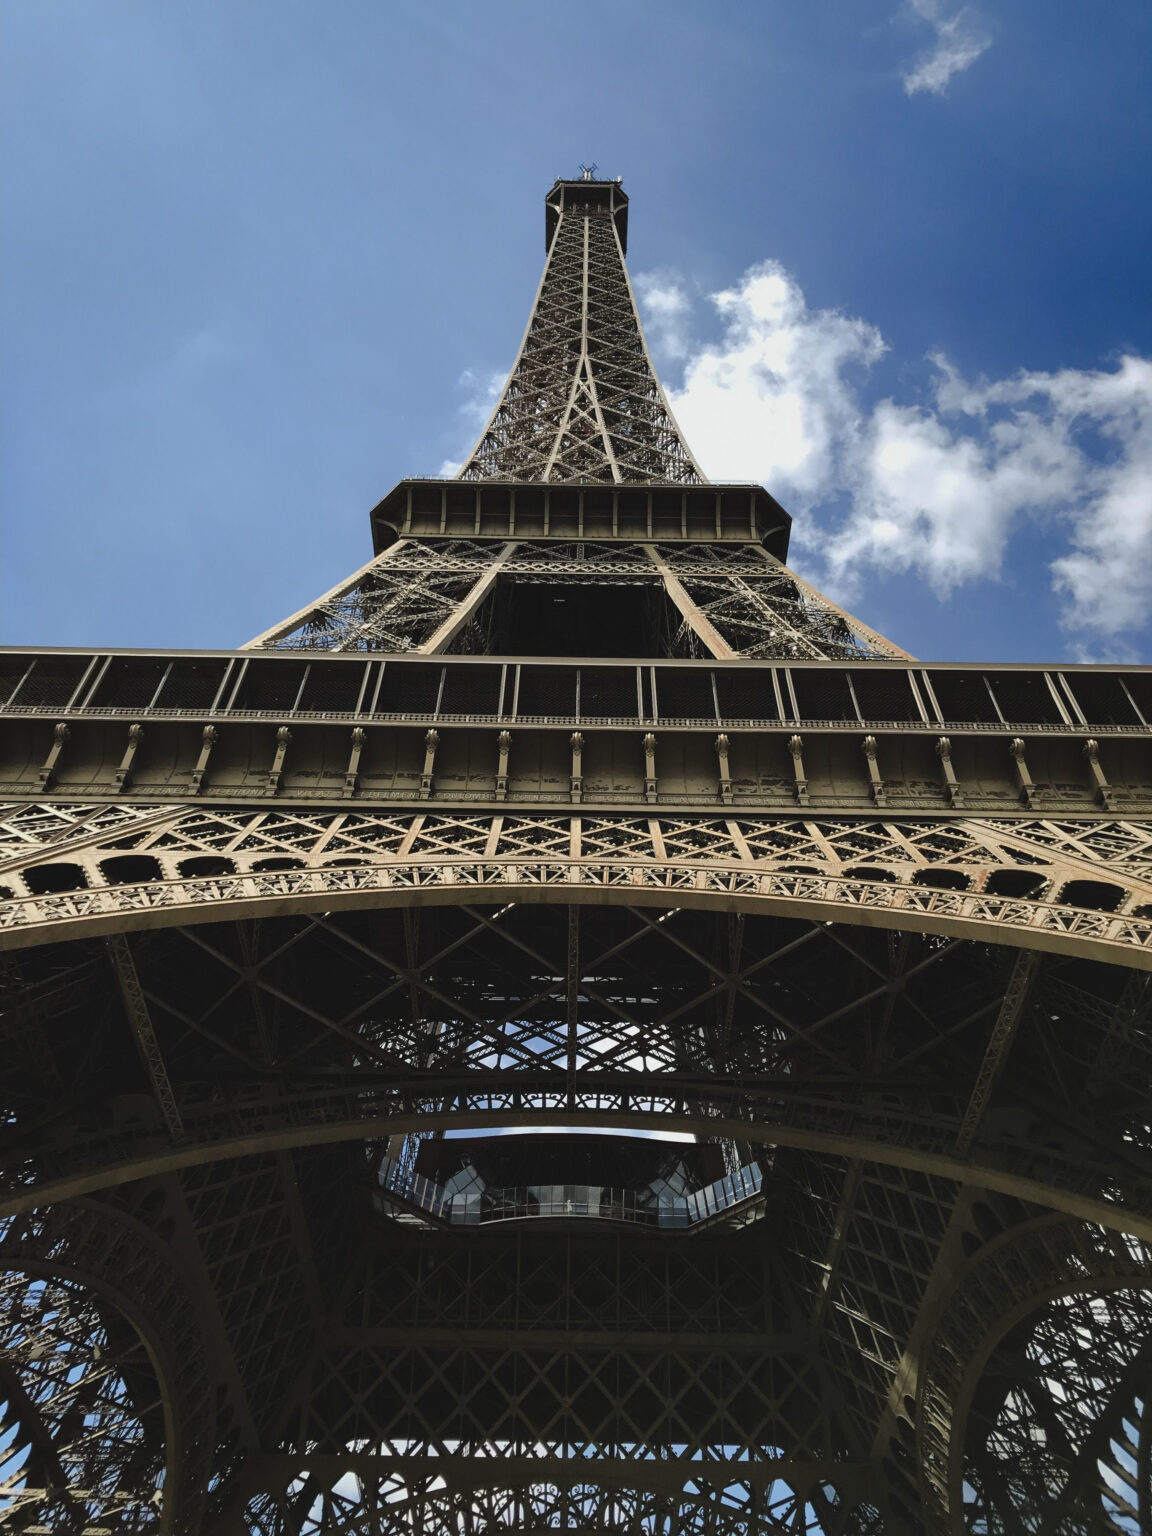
[458,176,702,484]
[1,174,1151,1535]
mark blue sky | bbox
[3,1,1150,663]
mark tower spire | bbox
[245,177,909,661]
[458,175,703,484]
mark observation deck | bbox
[373,1136,765,1232]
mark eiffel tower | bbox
[2,170,1152,1535]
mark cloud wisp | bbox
[640,265,1152,649]
[633,273,695,361]
[438,367,506,477]
[902,0,992,96]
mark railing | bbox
[4,702,1147,740]
[682,1160,764,1224]
[375,1162,454,1220]
[374,1157,764,1229]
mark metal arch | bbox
[6,811,1152,964]
[4,839,1152,970]
[238,1471,856,1535]
[915,1215,1152,1533]
[0,1198,216,1535]
[4,1098,1151,1245]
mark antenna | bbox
[578,162,599,181]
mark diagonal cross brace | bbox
[106,932,186,1142]
[955,949,1040,1156]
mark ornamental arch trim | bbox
[3,805,1152,969]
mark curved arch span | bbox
[4,1109,1151,1245]
[0,1199,215,1535]
[917,1217,1152,1534]
[3,859,1152,971]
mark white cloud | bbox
[666,262,885,498]
[457,367,507,425]
[632,273,694,360]
[1044,360,1152,632]
[902,0,992,96]
[639,264,1152,645]
[438,367,506,476]
[825,370,1086,594]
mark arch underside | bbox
[3,803,1152,1532]
[967,1286,1152,1534]
[0,1270,166,1531]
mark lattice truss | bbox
[6,801,1152,967]
[243,1473,864,1535]
[917,1216,1152,1535]
[650,544,901,662]
[231,1229,878,1534]
[0,1199,215,1534]
[250,539,496,654]
[971,1287,1152,1534]
[459,195,701,485]
[7,800,1152,875]
[0,1271,163,1531]
[249,538,899,659]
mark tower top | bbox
[545,174,628,253]
[455,171,695,483]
